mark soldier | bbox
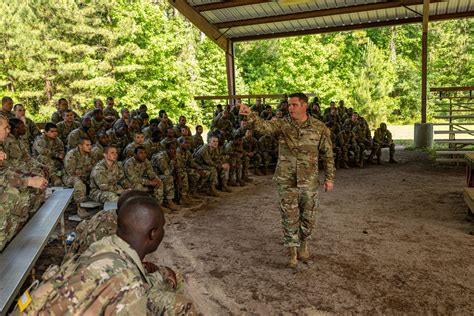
[113,107,130,130]
[338,100,348,121]
[240,93,335,268]
[56,109,80,145]
[0,115,48,251]
[337,124,361,168]
[161,126,179,149]
[243,129,263,176]
[84,99,104,119]
[1,96,15,119]
[91,131,110,164]
[173,115,191,138]
[51,98,80,123]
[224,135,245,187]
[21,196,196,314]
[258,134,277,175]
[106,124,131,158]
[91,108,107,132]
[89,145,131,202]
[211,110,233,140]
[150,143,180,211]
[13,103,40,146]
[143,118,161,140]
[103,96,120,121]
[309,102,323,121]
[67,117,93,152]
[343,112,359,130]
[191,125,204,153]
[124,146,170,209]
[260,105,274,120]
[193,134,230,194]
[352,119,372,165]
[251,97,265,115]
[144,130,164,159]
[123,131,146,159]
[323,101,337,115]
[369,122,397,164]
[176,138,209,201]
[33,122,65,186]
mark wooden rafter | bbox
[194,0,271,12]
[214,0,444,29]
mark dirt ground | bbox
[146,148,474,315]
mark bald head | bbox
[117,190,150,210]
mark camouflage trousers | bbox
[277,183,319,247]
[228,156,243,182]
[372,142,395,158]
[0,187,31,252]
[37,156,63,181]
[135,183,165,204]
[89,189,121,203]
[341,143,360,163]
[260,152,273,169]
[177,168,204,194]
[243,154,262,169]
[62,176,88,204]
[157,176,173,202]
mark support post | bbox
[225,40,236,105]
[421,0,429,123]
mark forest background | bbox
[0,0,472,128]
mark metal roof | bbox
[169,0,474,49]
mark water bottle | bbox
[66,232,76,245]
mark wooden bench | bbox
[0,188,73,315]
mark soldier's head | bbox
[179,137,191,150]
[276,110,283,119]
[45,122,58,139]
[180,127,190,137]
[216,104,223,112]
[149,118,160,129]
[81,117,92,129]
[121,107,130,119]
[312,103,320,112]
[233,135,243,146]
[9,118,26,137]
[158,109,167,119]
[57,98,68,111]
[255,97,261,106]
[265,105,272,112]
[96,131,110,147]
[1,96,13,112]
[93,99,104,110]
[129,117,141,131]
[116,196,165,259]
[380,122,387,131]
[106,97,114,108]
[140,112,149,126]
[62,109,74,123]
[222,110,230,120]
[164,142,176,159]
[86,127,96,142]
[351,112,359,122]
[13,104,25,118]
[151,130,162,142]
[339,100,345,107]
[288,93,308,121]
[208,135,219,149]
[134,131,145,145]
[0,116,10,141]
[164,127,175,139]
[78,137,92,154]
[179,116,186,126]
[117,190,150,210]
[134,146,147,162]
[116,125,128,137]
[343,124,351,133]
[196,125,203,135]
[138,104,147,114]
[93,108,104,121]
[104,145,118,162]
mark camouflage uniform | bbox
[247,112,335,247]
[211,116,233,139]
[124,157,164,203]
[23,235,195,315]
[33,134,65,180]
[371,125,395,161]
[123,141,143,159]
[23,117,40,145]
[353,123,372,159]
[160,137,179,149]
[193,144,225,189]
[51,110,80,124]
[91,143,105,164]
[258,134,277,173]
[144,139,164,159]
[337,129,360,166]
[150,152,175,203]
[104,107,120,120]
[106,129,131,157]
[190,134,204,153]
[67,128,89,152]
[91,117,107,133]
[173,124,191,138]
[63,148,94,204]
[176,147,209,195]
[243,136,262,174]
[224,140,244,185]
[4,134,45,177]
[89,160,130,202]
[57,120,80,145]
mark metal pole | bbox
[225,40,236,105]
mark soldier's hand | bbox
[27,176,48,189]
[222,163,230,171]
[239,104,251,116]
[0,151,7,161]
[323,181,334,192]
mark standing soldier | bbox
[33,122,65,186]
[63,137,95,218]
[89,145,130,202]
[240,93,335,268]
[369,122,397,164]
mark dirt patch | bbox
[148,149,474,315]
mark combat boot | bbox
[180,194,194,206]
[166,200,181,211]
[297,241,310,263]
[221,184,232,192]
[288,247,298,268]
[227,178,238,187]
[208,186,221,197]
[389,155,398,163]
[77,206,91,219]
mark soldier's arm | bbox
[64,153,77,176]
[33,139,51,156]
[93,167,112,191]
[246,112,281,136]
[387,130,393,143]
[319,126,336,183]
[124,161,146,185]
[201,149,216,167]
[145,161,158,180]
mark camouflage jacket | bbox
[151,151,175,177]
[176,148,201,171]
[91,143,104,164]
[24,235,149,315]
[373,128,393,144]
[224,140,244,159]
[90,159,129,193]
[336,130,357,148]
[0,142,29,189]
[247,112,335,187]
[352,125,372,143]
[106,129,131,154]
[63,148,94,183]
[173,124,191,138]
[191,134,204,152]
[23,117,40,145]
[51,110,81,124]
[91,118,107,133]
[67,128,88,151]
[104,107,119,120]
[123,141,143,159]
[4,134,44,175]
[193,144,221,169]
[243,136,259,153]
[33,134,64,164]
[144,139,163,159]
[124,157,158,186]
[160,137,179,149]
[57,121,80,145]
[259,134,277,153]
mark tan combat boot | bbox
[166,200,181,211]
[180,194,194,206]
[288,247,298,268]
[77,206,91,219]
[208,185,220,197]
[297,241,310,263]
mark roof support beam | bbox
[168,0,228,50]
[215,0,443,29]
[195,0,271,12]
[225,41,236,99]
[421,0,429,123]
[231,11,474,42]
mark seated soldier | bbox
[193,134,230,194]
[91,131,110,164]
[0,115,48,251]
[343,112,359,130]
[150,143,181,211]
[106,124,131,158]
[33,122,65,186]
[369,122,397,164]
[103,96,120,121]
[90,145,131,203]
[191,125,204,153]
[144,130,164,159]
[161,126,179,149]
[224,135,245,187]
[211,110,233,140]
[243,129,263,176]
[260,105,274,120]
[113,107,130,130]
[124,146,172,211]
[13,103,40,146]
[83,99,104,119]
[128,117,142,136]
[67,117,93,152]
[91,108,107,133]
[57,109,80,145]
[173,115,191,138]
[352,118,371,166]
[176,137,209,202]
[63,137,95,219]
[21,196,196,315]
[214,104,223,118]
[258,134,277,175]
[337,124,361,168]
[143,118,160,140]
[123,131,146,159]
